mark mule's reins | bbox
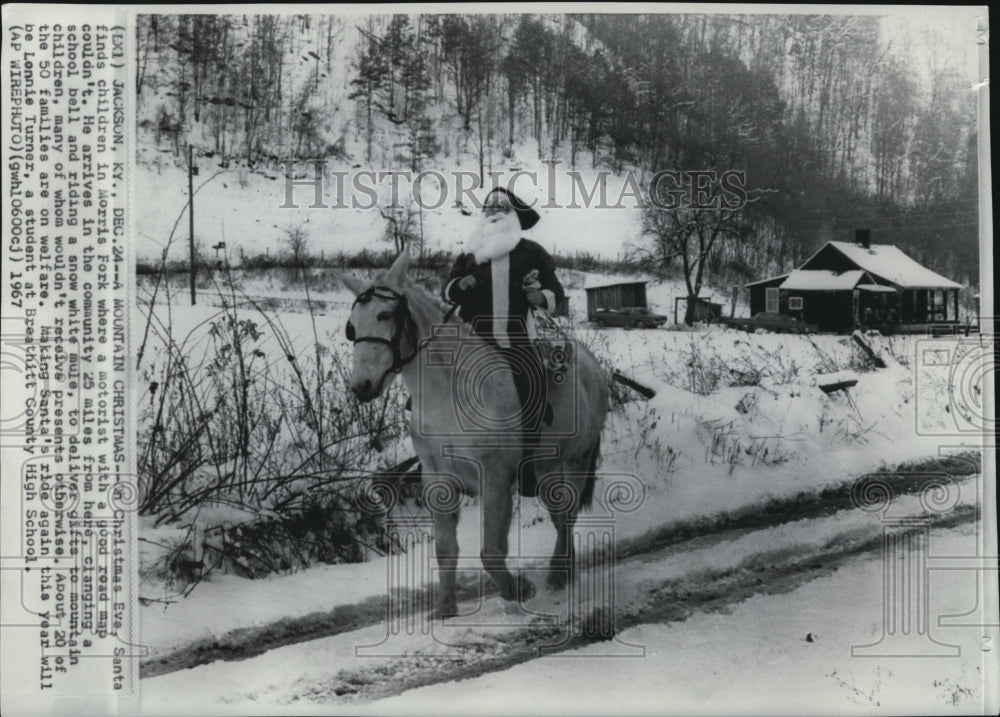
[346,285,433,397]
[346,285,467,396]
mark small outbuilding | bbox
[746,230,963,333]
[585,281,649,322]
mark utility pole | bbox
[188,144,196,305]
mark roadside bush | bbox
[137,268,409,591]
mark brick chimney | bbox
[855,228,871,249]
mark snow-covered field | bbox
[134,270,994,713]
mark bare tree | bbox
[284,225,310,282]
[639,181,768,324]
[379,202,419,256]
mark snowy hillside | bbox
[133,156,651,265]
[134,11,981,285]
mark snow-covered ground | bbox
[133,156,995,711]
[362,528,988,717]
[136,273,986,661]
[140,511,992,714]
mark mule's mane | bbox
[401,278,451,322]
[373,273,458,333]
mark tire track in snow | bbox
[141,455,979,679]
[322,504,978,704]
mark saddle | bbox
[402,307,569,418]
[528,306,573,386]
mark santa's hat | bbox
[485,187,540,230]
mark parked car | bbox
[593,306,668,329]
[724,311,818,334]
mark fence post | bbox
[188,144,196,306]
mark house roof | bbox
[745,241,963,291]
[745,273,789,288]
[822,242,963,289]
[584,279,649,292]
[780,269,870,291]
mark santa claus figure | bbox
[442,187,565,492]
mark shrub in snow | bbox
[137,273,409,589]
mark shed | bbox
[673,295,724,323]
[585,281,648,322]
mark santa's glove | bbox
[458,274,478,290]
[522,269,541,290]
[525,288,547,308]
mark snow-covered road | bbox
[140,478,989,714]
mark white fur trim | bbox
[468,209,521,264]
[492,255,511,347]
[541,290,556,311]
[443,277,460,302]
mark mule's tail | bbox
[580,435,600,510]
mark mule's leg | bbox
[539,470,577,591]
[481,477,535,602]
[431,509,460,619]
[545,507,577,591]
[539,455,593,591]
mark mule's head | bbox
[343,249,416,402]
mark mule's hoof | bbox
[432,602,458,620]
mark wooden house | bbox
[747,230,963,333]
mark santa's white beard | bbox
[466,209,521,264]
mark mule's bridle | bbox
[345,286,421,391]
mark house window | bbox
[765,287,779,313]
[928,289,946,322]
[788,296,804,310]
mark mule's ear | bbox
[385,244,411,284]
[338,271,369,297]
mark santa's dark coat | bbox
[442,239,565,344]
